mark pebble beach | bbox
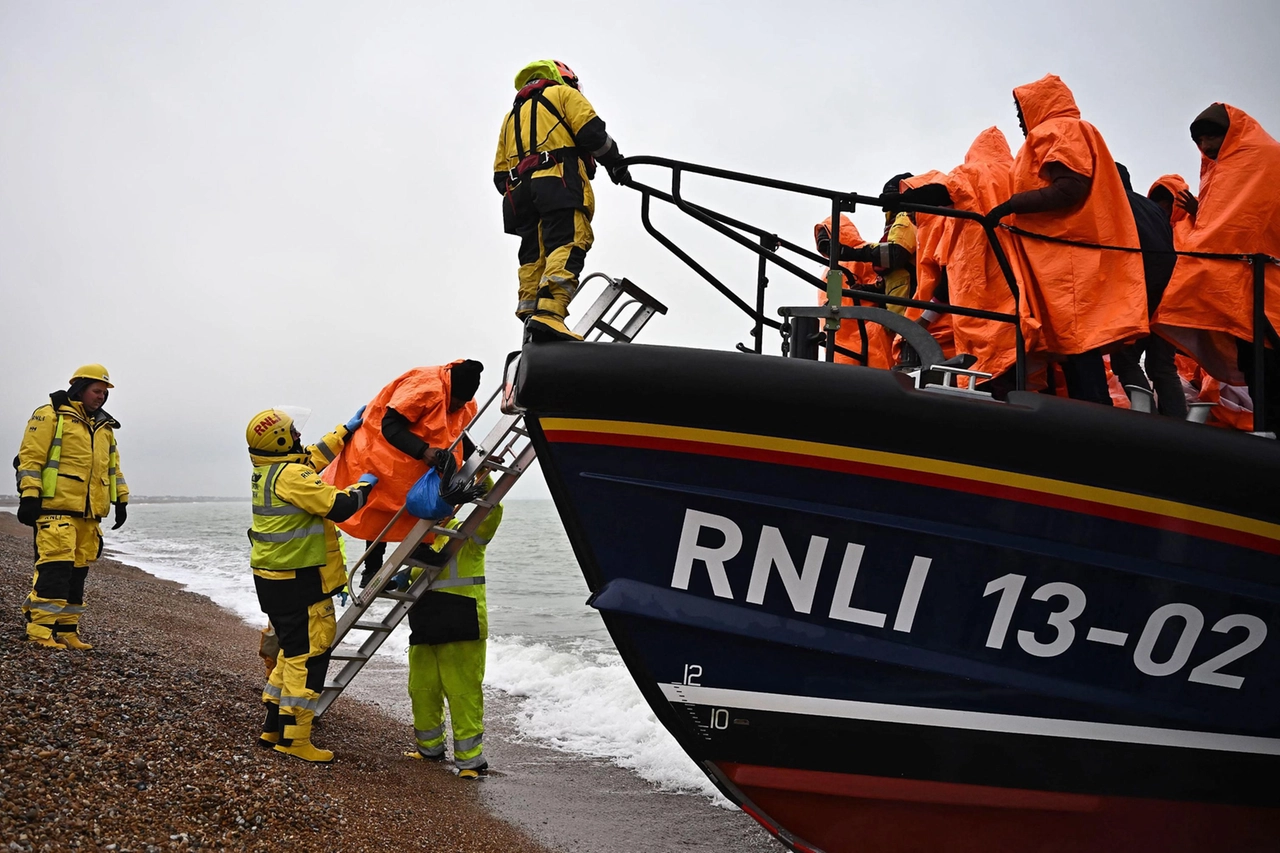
[0,512,778,852]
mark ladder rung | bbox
[471,498,496,508]
[330,651,371,662]
[428,525,468,539]
[378,590,416,602]
[353,620,394,633]
[323,680,346,690]
[480,460,521,475]
[592,321,631,342]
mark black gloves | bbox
[111,502,127,530]
[985,201,1015,227]
[442,478,488,507]
[17,496,41,526]
[607,162,631,185]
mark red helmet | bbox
[554,60,581,91]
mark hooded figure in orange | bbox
[988,75,1147,404]
[896,171,957,366]
[1147,174,1192,226]
[1151,103,1280,430]
[322,361,482,549]
[901,130,1021,392]
[814,214,892,369]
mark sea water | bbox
[102,500,728,803]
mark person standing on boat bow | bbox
[15,364,129,650]
[986,74,1147,406]
[493,59,630,342]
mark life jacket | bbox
[249,462,328,571]
[507,79,596,183]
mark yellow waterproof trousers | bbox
[23,515,101,641]
[515,208,594,320]
[408,639,486,769]
[261,597,335,745]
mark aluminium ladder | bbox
[315,274,668,716]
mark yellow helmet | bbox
[246,409,298,454]
[69,363,114,388]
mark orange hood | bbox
[1148,173,1189,198]
[1013,74,1080,132]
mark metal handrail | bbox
[624,155,1026,388]
[619,155,1277,432]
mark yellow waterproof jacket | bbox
[249,424,356,596]
[17,391,128,519]
[493,68,614,217]
[882,212,918,316]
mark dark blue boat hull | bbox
[514,341,1280,853]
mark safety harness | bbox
[506,79,595,186]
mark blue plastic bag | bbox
[405,468,453,520]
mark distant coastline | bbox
[0,495,245,505]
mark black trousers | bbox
[1111,335,1188,417]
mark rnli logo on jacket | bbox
[253,414,281,436]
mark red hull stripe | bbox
[720,762,1102,812]
[540,419,1280,556]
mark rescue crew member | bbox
[16,364,128,650]
[406,477,502,779]
[1152,103,1280,431]
[987,74,1147,405]
[321,361,483,588]
[831,173,920,318]
[247,407,378,763]
[493,59,630,342]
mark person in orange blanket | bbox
[986,74,1147,406]
[891,170,955,370]
[814,214,892,369]
[1151,103,1280,432]
[1147,174,1193,226]
[897,128,1020,396]
[322,360,483,588]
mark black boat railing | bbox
[619,155,1278,434]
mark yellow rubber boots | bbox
[273,708,333,764]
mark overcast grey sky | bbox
[3,0,1278,498]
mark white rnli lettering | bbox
[671,507,932,631]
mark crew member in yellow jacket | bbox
[406,479,502,778]
[493,59,630,342]
[16,364,129,650]
[246,407,377,763]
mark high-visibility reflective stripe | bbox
[263,464,282,508]
[417,743,446,758]
[279,695,319,712]
[24,595,65,614]
[429,576,485,589]
[16,469,41,482]
[108,443,120,502]
[472,535,491,546]
[62,604,86,615]
[252,504,309,517]
[415,725,444,742]
[248,525,326,543]
[41,417,65,498]
[455,752,486,769]
[315,442,336,463]
[454,733,483,754]
[517,299,537,312]
[263,684,283,700]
